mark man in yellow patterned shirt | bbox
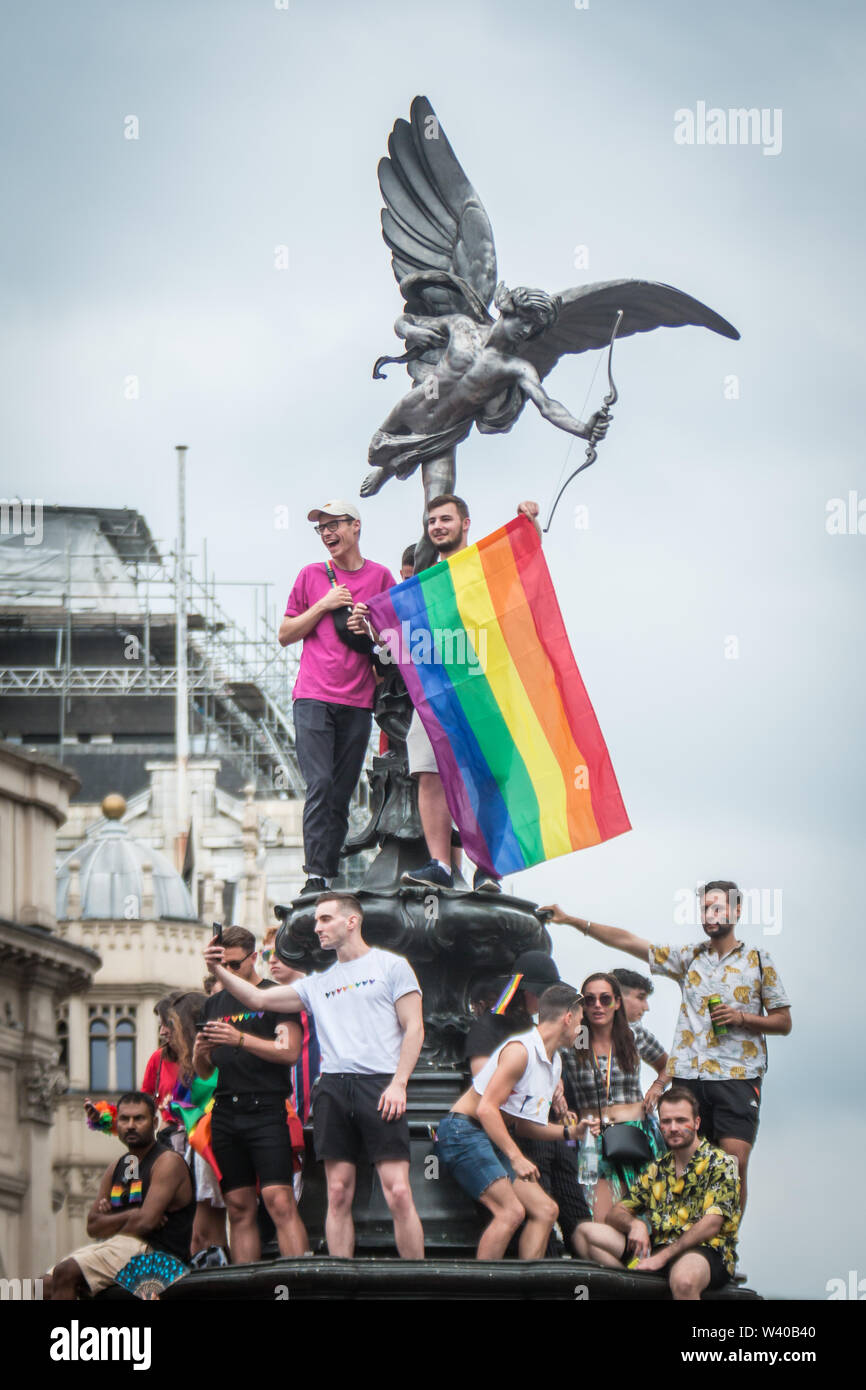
[576,1088,740,1298]
[541,881,791,1212]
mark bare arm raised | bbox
[538,904,652,963]
[203,940,304,1013]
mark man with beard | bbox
[541,881,792,1212]
[279,500,396,897]
[44,1092,194,1300]
[195,926,310,1262]
[575,1088,741,1299]
[363,494,540,894]
[205,895,425,1260]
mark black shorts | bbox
[211,1095,295,1194]
[312,1073,411,1166]
[662,1242,730,1290]
[677,1077,762,1146]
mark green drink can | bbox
[707,995,727,1036]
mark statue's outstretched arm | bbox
[517,364,597,441]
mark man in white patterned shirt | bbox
[541,881,792,1212]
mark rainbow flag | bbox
[169,1072,222,1181]
[366,515,630,877]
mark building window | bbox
[87,1004,137,1092]
[115,1016,136,1092]
[56,1018,69,1073]
[55,1005,69,1073]
[89,1017,109,1091]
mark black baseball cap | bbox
[511,950,563,994]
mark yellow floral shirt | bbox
[621,1138,741,1275]
[649,941,789,1080]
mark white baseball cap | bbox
[307,499,361,523]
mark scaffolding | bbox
[0,507,305,795]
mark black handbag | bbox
[592,1052,652,1169]
[601,1122,651,1168]
[325,562,375,656]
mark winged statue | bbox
[364,96,739,561]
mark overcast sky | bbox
[3,0,864,1299]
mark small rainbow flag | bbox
[366,515,630,877]
[170,1071,222,1182]
[493,974,524,1015]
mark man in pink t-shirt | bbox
[279,499,396,896]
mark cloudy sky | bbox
[3,0,864,1298]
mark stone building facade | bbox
[0,742,98,1281]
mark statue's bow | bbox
[542,308,624,533]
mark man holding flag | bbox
[361,499,630,888]
[356,494,544,894]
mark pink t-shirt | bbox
[285,558,396,708]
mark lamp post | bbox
[175,444,189,868]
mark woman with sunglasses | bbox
[562,973,668,1221]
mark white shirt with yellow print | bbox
[649,941,789,1080]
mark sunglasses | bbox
[261,947,274,963]
[584,992,615,1006]
[314,517,351,534]
[224,952,253,971]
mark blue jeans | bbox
[436,1112,515,1201]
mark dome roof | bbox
[56,798,198,922]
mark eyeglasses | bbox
[314,517,351,535]
[224,952,254,971]
[584,992,614,1006]
[261,947,274,962]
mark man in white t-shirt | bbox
[205,893,425,1258]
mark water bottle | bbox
[578,1126,599,1188]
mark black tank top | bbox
[110,1143,195,1262]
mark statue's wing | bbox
[379,95,497,317]
[518,280,740,379]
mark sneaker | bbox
[300,877,328,897]
[190,1245,230,1271]
[401,861,453,889]
[473,867,502,893]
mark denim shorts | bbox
[436,1112,515,1200]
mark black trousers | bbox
[521,1137,591,1253]
[293,698,372,878]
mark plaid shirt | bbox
[650,940,789,1080]
[560,1027,664,1113]
[620,1137,741,1276]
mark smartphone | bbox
[194,1015,208,1032]
[213,921,223,943]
